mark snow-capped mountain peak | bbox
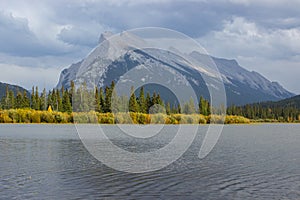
[56,31,294,105]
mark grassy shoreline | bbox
[1,108,298,124]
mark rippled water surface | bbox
[0,124,300,199]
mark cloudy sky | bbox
[0,0,299,94]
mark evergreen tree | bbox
[171,104,178,114]
[40,88,47,110]
[183,98,196,114]
[145,92,151,113]
[31,86,36,109]
[69,81,75,106]
[62,89,72,113]
[34,86,40,110]
[152,92,157,105]
[104,86,111,113]
[56,89,63,112]
[8,90,15,109]
[94,87,101,112]
[99,87,105,113]
[15,91,23,109]
[177,104,181,114]
[165,102,171,115]
[22,91,30,108]
[199,96,209,116]
[78,83,90,112]
[138,86,146,113]
[129,86,138,112]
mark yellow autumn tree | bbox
[47,105,53,112]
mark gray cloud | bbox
[57,26,99,47]
[0,10,79,57]
[0,11,42,56]
[0,0,299,93]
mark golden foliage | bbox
[0,109,252,124]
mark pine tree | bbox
[199,96,209,116]
[78,84,90,112]
[104,86,111,113]
[99,87,105,113]
[3,86,10,109]
[177,104,181,114]
[171,104,178,114]
[56,89,63,112]
[145,92,151,113]
[31,86,35,109]
[152,92,157,105]
[22,91,30,108]
[156,94,164,107]
[40,88,47,110]
[129,86,138,112]
[15,91,23,109]
[138,86,146,113]
[183,98,196,114]
[70,81,75,106]
[34,86,40,110]
[166,102,171,115]
[111,85,120,113]
[94,87,101,112]
[62,89,72,113]
[8,90,15,109]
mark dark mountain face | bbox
[56,32,294,106]
[0,82,29,99]
[257,95,300,109]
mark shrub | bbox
[208,115,226,124]
[115,113,132,124]
[53,112,69,123]
[98,113,115,124]
[180,115,199,124]
[172,114,182,124]
[87,111,98,123]
[0,111,13,123]
[40,112,55,123]
[31,112,41,123]
[165,115,178,124]
[199,114,207,124]
[137,113,147,124]
[129,112,138,124]
[225,115,250,124]
[150,113,166,124]
[73,112,89,123]
[16,109,31,123]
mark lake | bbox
[0,124,299,199]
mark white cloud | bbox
[198,17,300,93]
[0,64,61,90]
[199,17,300,59]
[0,0,299,94]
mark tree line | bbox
[0,81,211,115]
[227,103,300,122]
[1,81,299,122]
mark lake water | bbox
[0,124,299,199]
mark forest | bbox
[0,81,299,124]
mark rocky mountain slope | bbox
[57,32,294,105]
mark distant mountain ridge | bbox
[56,31,294,106]
[257,95,300,108]
[0,82,29,99]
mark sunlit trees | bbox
[1,81,300,123]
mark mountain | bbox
[211,57,294,105]
[0,82,29,99]
[257,95,300,109]
[57,31,294,106]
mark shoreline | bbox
[0,122,299,125]
[1,109,299,125]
